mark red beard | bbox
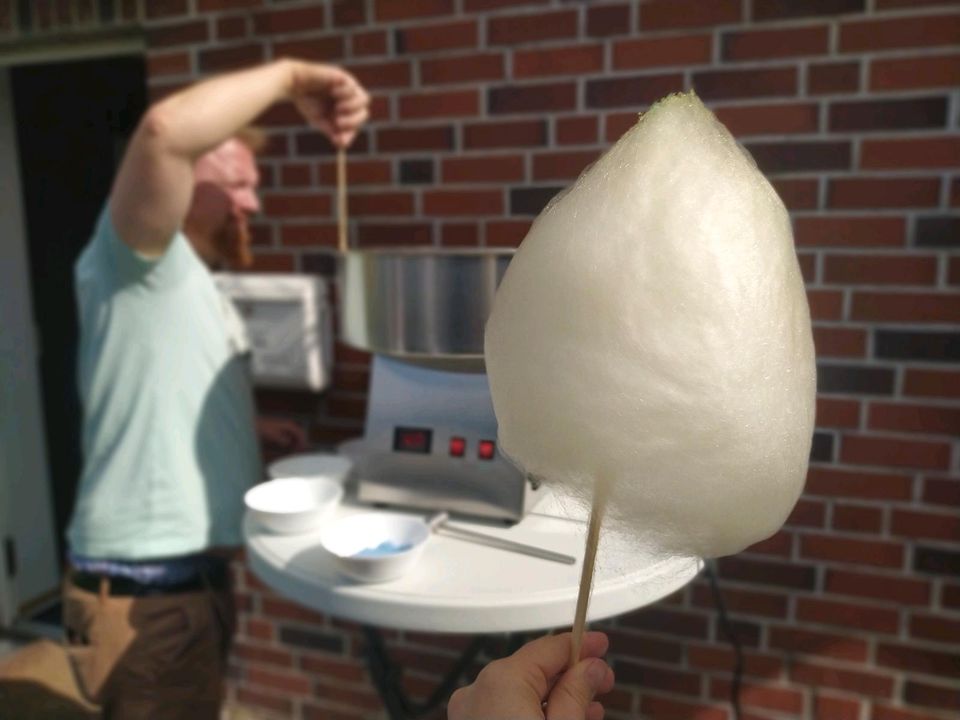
[213,212,253,270]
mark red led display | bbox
[449,436,466,457]
[478,440,496,460]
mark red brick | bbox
[796,597,900,632]
[356,224,432,247]
[252,6,325,34]
[825,569,932,606]
[800,534,904,569]
[813,326,867,358]
[877,643,960,679]
[279,163,311,188]
[486,220,531,247]
[332,0,365,26]
[870,403,960,436]
[423,190,503,216]
[640,694,728,720]
[299,655,365,682]
[198,43,264,73]
[769,624,870,662]
[236,687,293,714]
[862,137,960,170]
[690,584,788,618]
[490,82,577,114]
[263,193,331,217]
[753,0,865,21]
[273,36,344,62]
[313,679,383,710]
[891,509,960,541]
[904,680,960,712]
[318,159,391,186]
[910,613,960,645]
[717,557,816,590]
[855,291,960,323]
[815,695,861,720]
[147,50,191,77]
[714,102,819,136]
[723,25,829,61]
[877,0,960,6]
[903,368,960,398]
[348,61,410,89]
[242,617,274,641]
[260,597,328,625]
[350,192,414,216]
[786,498,827,527]
[514,44,604,79]
[840,14,960,52]
[807,290,843,320]
[640,0,741,30]
[464,120,545,149]
[830,97,947,132]
[923,477,960,506]
[442,155,524,183]
[771,178,819,210]
[587,3,630,37]
[532,150,598,181]
[829,256,938,285]
[146,0,187,17]
[555,116,598,145]
[587,73,684,109]
[808,61,860,95]
[710,679,804,714]
[817,398,861,429]
[352,30,387,57]
[420,53,503,85]
[841,434,952,471]
[465,0,547,10]
[399,89,478,119]
[829,178,941,209]
[798,252,816,283]
[280,224,338,248]
[374,0,453,22]
[871,54,960,92]
[744,530,793,557]
[377,126,453,152]
[872,706,954,720]
[397,19,477,53]
[692,67,798,100]
[791,661,894,698]
[688,645,784,677]
[832,503,883,533]
[197,0,259,8]
[944,584,960,610]
[613,34,712,69]
[147,20,208,48]
[488,10,577,45]
[233,642,294,668]
[440,223,479,247]
[615,660,702,696]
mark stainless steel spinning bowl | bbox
[339,248,514,359]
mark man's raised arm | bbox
[109,58,369,256]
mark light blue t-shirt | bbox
[67,206,262,560]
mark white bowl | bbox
[267,453,353,483]
[321,513,430,583]
[245,477,343,534]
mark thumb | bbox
[544,658,613,720]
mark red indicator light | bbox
[478,440,496,460]
[449,437,466,457]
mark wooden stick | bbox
[336,147,348,253]
[570,482,608,667]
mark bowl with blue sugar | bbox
[321,512,431,583]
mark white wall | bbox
[0,67,60,624]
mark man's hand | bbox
[288,61,370,149]
[256,417,308,455]
[447,632,615,720]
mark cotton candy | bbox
[484,92,815,559]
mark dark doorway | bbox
[11,55,146,564]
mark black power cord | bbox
[704,561,743,720]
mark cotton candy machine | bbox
[337,248,543,522]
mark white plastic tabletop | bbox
[245,492,702,634]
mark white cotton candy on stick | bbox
[483,92,816,663]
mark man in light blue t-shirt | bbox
[60,59,369,719]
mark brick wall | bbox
[2,0,958,718]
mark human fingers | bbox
[586,701,605,720]
[544,658,614,720]
[503,632,608,701]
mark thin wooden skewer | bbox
[337,147,348,253]
[570,482,608,667]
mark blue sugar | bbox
[354,541,413,558]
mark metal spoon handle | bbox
[427,513,577,565]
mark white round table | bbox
[245,492,702,634]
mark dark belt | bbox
[71,563,230,597]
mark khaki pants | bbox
[62,570,236,720]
